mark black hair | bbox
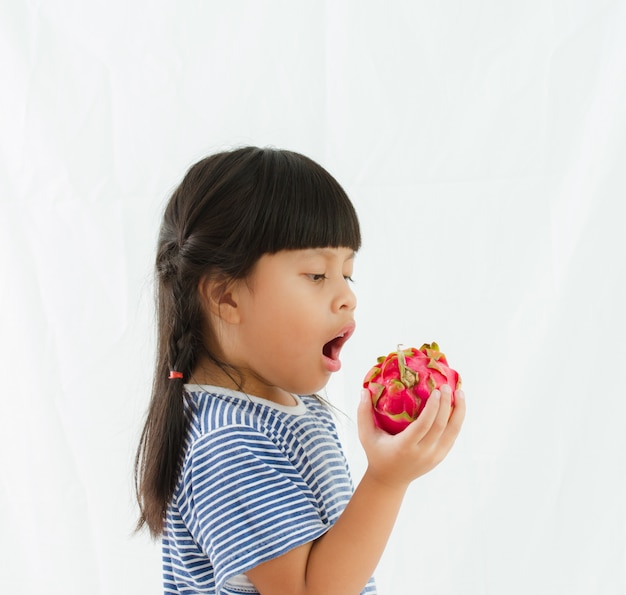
[134,146,361,535]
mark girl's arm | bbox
[246,384,466,595]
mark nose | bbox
[333,279,357,312]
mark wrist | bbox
[362,466,411,495]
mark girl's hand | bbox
[357,385,466,488]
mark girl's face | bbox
[219,247,357,402]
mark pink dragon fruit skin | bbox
[363,343,461,435]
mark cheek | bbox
[244,288,296,338]
[267,302,312,340]
[244,278,320,344]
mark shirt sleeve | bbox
[176,423,330,594]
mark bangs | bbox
[250,150,361,254]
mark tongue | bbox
[323,338,342,372]
[323,337,340,360]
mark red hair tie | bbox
[168,371,184,380]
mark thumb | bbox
[357,389,376,441]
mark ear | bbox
[198,275,242,325]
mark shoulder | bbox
[183,385,337,436]
[183,385,258,432]
[180,387,345,470]
[180,386,295,463]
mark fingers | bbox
[400,387,442,443]
[440,388,466,445]
[434,384,454,429]
[427,387,466,455]
[402,385,461,447]
[358,384,465,452]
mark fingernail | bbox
[360,389,369,402]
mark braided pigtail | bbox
[135,236,204,535]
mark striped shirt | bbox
[162,385,377,595]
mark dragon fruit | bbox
[363,343,461,435]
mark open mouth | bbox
[322,322,356,369]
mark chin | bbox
[286,376,329,397]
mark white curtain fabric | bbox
[1,2,625,593]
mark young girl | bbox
[135,146,465,595]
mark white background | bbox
[1,1,625,593]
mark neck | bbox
[190,356,297,406]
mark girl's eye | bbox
[306,273,354,283]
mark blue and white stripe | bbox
[162,386,377,594]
